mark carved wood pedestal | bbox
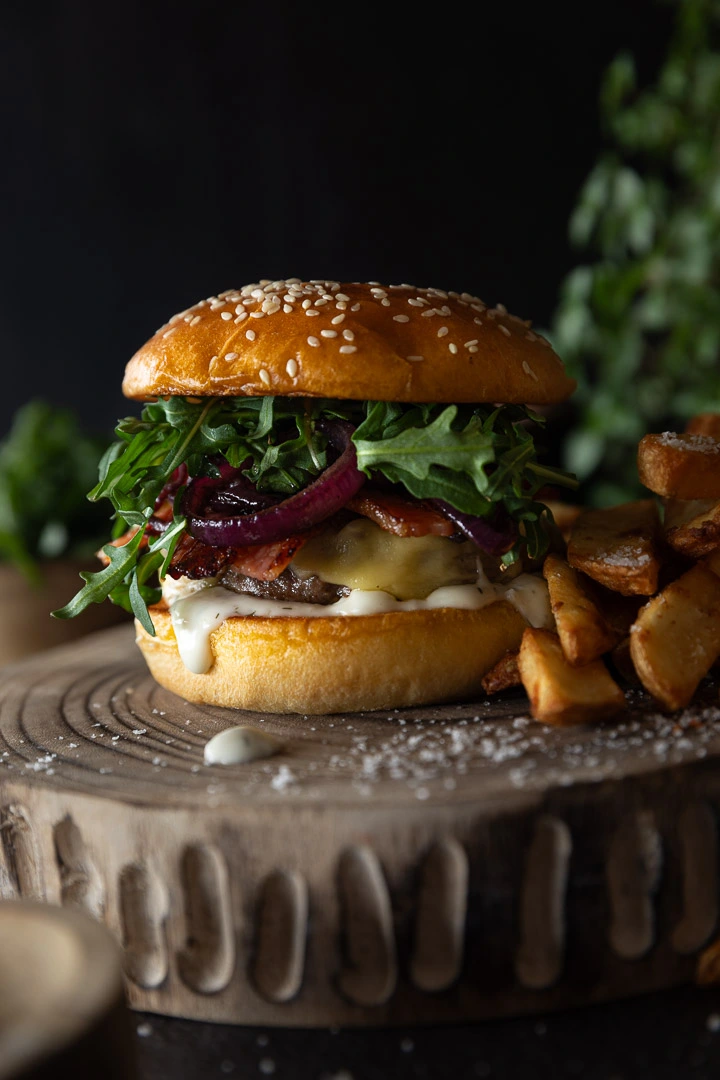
[0,625,719,1027]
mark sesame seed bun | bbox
[135,600,528,715]
[122,279,576,405]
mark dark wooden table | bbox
[130,983,720,1079]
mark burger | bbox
[55,278,577,714]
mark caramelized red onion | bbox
[428,499,516,556]
[183,420,366,547]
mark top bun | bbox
[122,279,576,405]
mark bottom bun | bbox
[135,600,528,715]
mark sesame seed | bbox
[305,309,319,316]
[209,355,218,362]
[393,314,410,323]
[314,298,329,307]
[225,352,238,361]
[406,355,424,362]
[308,336,320,347]
[343,329,355,341]
[464,339,479,348]
[351,303,361,311]
[302,299,312,309]
[162,327,177,338]
[321,329,338,338]
[525,331,537,342]
[474,317,483,326]
[437,326,449,337]
[522,360,539,381]
[496,303,508,314]
[469,346,478,353]
[259,368,271,385]
[283,304,292,313]
[449,343,458,354]
[210,300,226,311]
[331,314,346,324]
[381,298,391,306]
[421,309,436,317]
[408,298,425,307]
[246,330,256,341]
[234,314,246,324]
[339,345,357,354]
[336,293,350,301]
[250,311,265,319]
[286,358,298,377]
[220,312,232,321]
[499,324,511,337]
[486,310,497,320]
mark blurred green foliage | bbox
[550,0,720,506]
[0,401,113,581]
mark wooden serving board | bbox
[1,624,720,1028]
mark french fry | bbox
[638,432,720,499]
[704,548,720,579]
[629,564,720,711]
[518,628,626,726]
[481,650,521,695]
[543,500,584,545]
[567,499,662,596]
[543,553,619,666]
[663,496,720,558]
[686,412,720,439]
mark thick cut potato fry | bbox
[704,548,720,579]
[543,553,620,666]
[543,500,584,545]
[567,500,662,596]
[638,432,720,499]
[629,564,720,711]
[518,628,626,726]
[663,496,720,558]
[481,650,521,695]
[686,413,720,439]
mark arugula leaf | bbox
[52,525,148,620]
[55,394,577,634]
[354,406,496,492]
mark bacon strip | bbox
[227,534,313,582]
[346,487,456,537]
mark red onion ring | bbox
[183,420,366,547]
[428,499,516,556]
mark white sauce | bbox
[166,570,551,675]
[203,725,282,766]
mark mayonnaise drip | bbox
[165,570,552,675]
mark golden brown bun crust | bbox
[123,279,576,405]
[136,601,528,714]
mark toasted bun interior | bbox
[136,602,528,715]
[123,279,576,405]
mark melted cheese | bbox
[292,519,477,599]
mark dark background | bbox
[1,0,677,443]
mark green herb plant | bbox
[53,396,577,634]
[0,400,113,582]
[550,0,720,506]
